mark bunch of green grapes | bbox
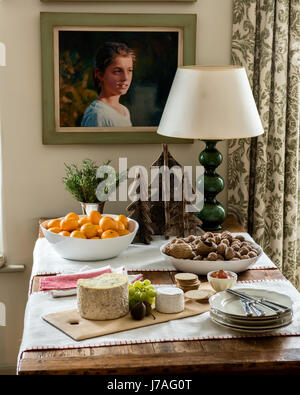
[129,279,156,309]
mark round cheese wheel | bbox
[77,273,129,320]
[155,286,184,314]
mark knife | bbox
[226,289,289,313]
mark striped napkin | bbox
[39,265,143,297]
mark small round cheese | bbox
[77,273,129,320]
[155,287,184,314]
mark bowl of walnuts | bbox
[160,231,262,275]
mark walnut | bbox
[235,235,245,242]
[234,251,241,259]
[185,235,196,243]
[240,254,249,259]
[202,232,214,240]
[162,245,171,255]
[169,243,194,259]
[214,235,221,244]
[239,246,249,255]
[232,243,241,251]
[207,252,218,261]
[193,255,204,260]
[241,241,250,248]
[205,237,216,244]
[248,251,257,258]
[216,243,227,255]
[216,254,225,261]
[225,246,235,260]
[195,240,217,255]
[221,238,230,247]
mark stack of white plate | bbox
[209,288,293,333]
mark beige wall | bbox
[0,0,233,371]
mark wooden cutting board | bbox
[42,300,210,341]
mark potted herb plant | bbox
[62,158,126,215]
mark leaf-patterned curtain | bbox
[229,0,300,286]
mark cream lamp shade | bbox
[157,65,264,231]
[157,65,264,139]
[0,42,6,67]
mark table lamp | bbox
[157,65,264,231]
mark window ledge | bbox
[0,264,25,273]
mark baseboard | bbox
[0,364,17,375]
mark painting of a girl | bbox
[81,42,136,127]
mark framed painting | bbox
[41,1,196,3]
[40,13,196,144]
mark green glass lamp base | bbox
[196,140,227,231]
[196,202,227,231]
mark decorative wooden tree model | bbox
[149,144,204,239]
[126,168,154,244]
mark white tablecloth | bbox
[17,279,300,372]
[32,233,276,280]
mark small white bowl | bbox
[40,214,138,261]
[207,270,237,292]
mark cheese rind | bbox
[77,273,129,320]
[155,287,185,314]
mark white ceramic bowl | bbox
[207,270,237,292]
[41,214,138,261]
[160,242,262,275]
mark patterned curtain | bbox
[228,0,300,286]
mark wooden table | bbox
[17,216,300,375]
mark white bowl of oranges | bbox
[40,211,138,261]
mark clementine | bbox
[117,215,128,229]
[65,212,79,221]
[70,230,86,239]
[101,230,120,239]
[59,231,70,237]
[47,218,61,229]
[48,227,61,234]
[115,219,126,232]
[118,229,131,236]
[99,216,118,232]
[78,216,91,227]
[80,223,99,238]
[88,210,102,225]
[60,218,79,232]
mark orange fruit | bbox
[101,230,120,239]
[118,215,128,229]
[115,219,126,232]
[100,216,118,232]
[78,216,91,227]
[65,212,79,221]
[60,218,79,232]
[118,229,131,236]
[48,227,61,234]
[97,228,103,237]
[70,230,86,239]
[47,218,61,229]
[59,231,70,237]
[88,210,102,225]
[80,223,99,238]
[90,236,100,239]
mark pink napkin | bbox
[39,267,112,291]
